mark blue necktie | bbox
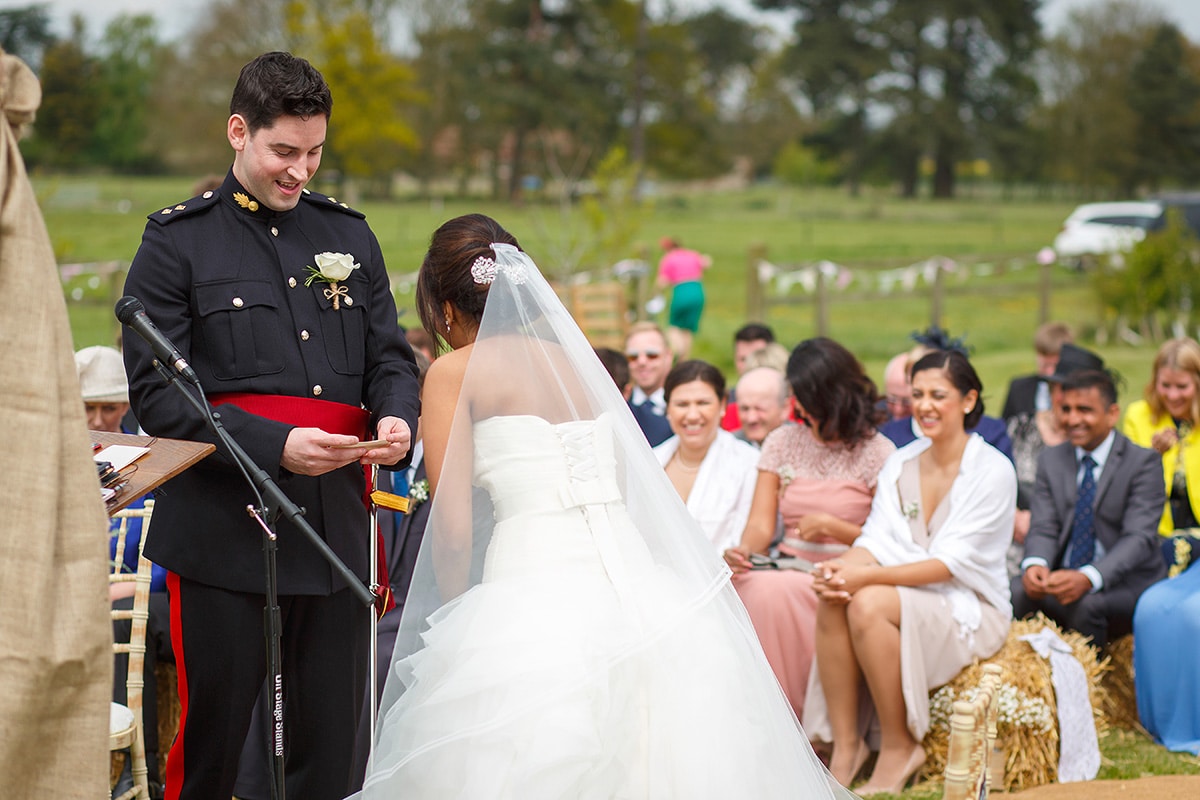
[1067,454,1097,569]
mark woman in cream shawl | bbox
[805,350,1015,795]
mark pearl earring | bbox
[445,315,452,332]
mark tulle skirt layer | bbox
[358,503,845,799]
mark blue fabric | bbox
[629,400,673,448]
[1134,561,1200,753]
[109,492,167,592]
[878,414,1014,462]
[1068,455,1097,569]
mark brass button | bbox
[288,277,297,288]
[312,385,323,396]
[232,297,244,308]
[270,226,279,237]
[300,330,310,341]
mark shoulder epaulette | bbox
[300,188,366,219]
[146,190,220,225]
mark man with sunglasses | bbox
[624,321,674,446]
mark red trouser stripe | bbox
[163,572,188,800]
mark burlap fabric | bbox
[0,48,112,797]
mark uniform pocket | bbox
[316,274,367,375]
[194,279,285,379]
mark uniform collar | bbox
[220,170,297,221]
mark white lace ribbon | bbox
[1019,628,1100,782]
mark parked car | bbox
[1053,201,1163,266]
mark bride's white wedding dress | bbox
[358,413,850,799]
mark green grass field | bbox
[43,173,1163,403]
[39,174,1200,793]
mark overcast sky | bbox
[4,0,1200,49]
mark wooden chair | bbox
[109,500,155,800]
[565,282,629,350]
[944,663,1003,800]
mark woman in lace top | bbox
[723,338,893,723]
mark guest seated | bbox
[1127,339,1200,754]
[881,351,912,421]
[805,349,1015,795]
[654,360,760,553]
[76,345,172,794]
[722,323,777,431]
[1006,344,1106,576]
[879,330,1014,461]
[723,338,894,719]
[1121,337,1200,571]
[625,321,674,446]
[1013,369,1165,651]
[732,366,792,448]
[1000,321,1074,424]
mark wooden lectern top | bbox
[92,430,215,515]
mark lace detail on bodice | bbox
[759,424,893,486]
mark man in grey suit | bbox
[1012,369,1166,649]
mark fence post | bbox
[746,244,766,322]
[815,266,828,337]
[1038,259,1051,325]
[930,261,944,328]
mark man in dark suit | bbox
[1012,369,1166,649]
[1000,321,1074,424]
[123,53,420,800]
[624,321,674,446]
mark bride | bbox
[355,214,855,799]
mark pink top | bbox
[758,424,895,562]
[658,248,707,285]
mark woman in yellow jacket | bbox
[1126,337,1200,755]
[1122,337,1200,572]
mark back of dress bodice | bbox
[473,413,623,520]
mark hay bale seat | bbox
[1099,634,1140,731]
[919,614,1112,792]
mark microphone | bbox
[115,295,200,385]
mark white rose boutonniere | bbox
[305,251,360,310]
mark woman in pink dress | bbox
[656,237,710,359]
[723,338,894,721]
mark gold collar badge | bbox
[233,192,259,212]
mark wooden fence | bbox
[745,245,1067,335]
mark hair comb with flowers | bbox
[472,243,529,285]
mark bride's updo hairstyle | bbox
[416,213,521,343]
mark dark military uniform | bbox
[123,170,420,800]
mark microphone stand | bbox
[148,360,374,800]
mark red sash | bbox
[209,392,396,615]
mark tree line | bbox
[2,0,1198,201]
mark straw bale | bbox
[920,614,1110,792]
[1099,635,1141,731]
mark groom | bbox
[122,52,420,800]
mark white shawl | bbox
[858,434,1016,636]
[654,429,761,553]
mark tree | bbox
[0,4,54,70]
[759,0,888,195]
[93,15,166,172]
[1128,23,1200,191]
[1039,0,1165,196]
[30,16,100,169]
[285,0,423,198]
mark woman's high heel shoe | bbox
[856,745,926,796]
[830,739,870,788]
